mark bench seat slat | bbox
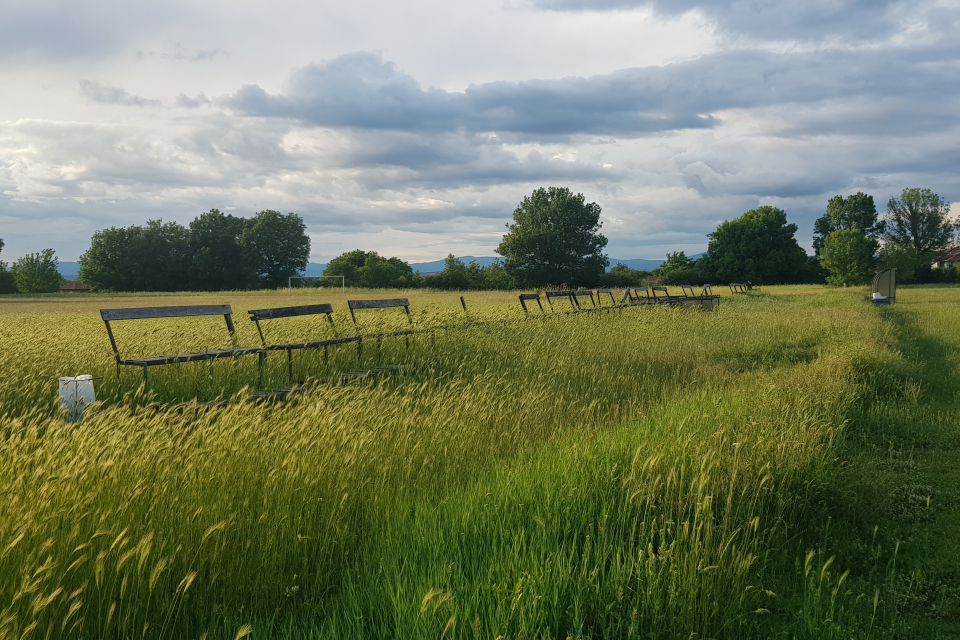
[265,336,361,350]
[101,305,233,321]
[347,298,409,310]
[248,304,334,320]
[121,347,262,366]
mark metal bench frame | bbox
[729,283,748,294]
[100,305,264,392]
[248,304,361,383]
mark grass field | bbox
[0,285,957,638]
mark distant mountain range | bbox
[59,256,685,281]
[305,256,673,276]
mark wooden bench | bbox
[248,304,362,383]
[729,283,748,294]
[545,290,578,310]
[100,305,264,392]
[519,293,544,314]
[596,289,618,306]
[347,298,415,356]
[545,290,595,311]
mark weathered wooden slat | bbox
[348,298,409,310]
[264,336,361,351]
[545,291,576,298]
[518,293,541,300]
[247,304,333,320]
[101,305,232,321]
[121,347,262,366]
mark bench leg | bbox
[257,351,265,389]
[142,364,149,395]
[323,344,329,367]
[287,348,293,383]
[357,338,363,362]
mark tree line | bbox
[78,210,310,292]
[1,186,955,294]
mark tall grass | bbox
[0,287,895,638]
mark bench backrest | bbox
[247,304,336,346]
[571,290,595,307]
[650,286,671,300]
[544,291,579,310]
[596,289,616,305]
[347,298,412,325]
[519,293,544,313]
[100,305,235,363]
[701,284,714,296]
[729,283,747,293]
[680,284,696,298]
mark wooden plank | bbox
[348,298,409,310]
[265,336,361,351]
[101,305,233,321]
[571,291,593,297]
[545,291,575,298]
[247,304,333,320]
[518,293,541,300]
[121,347,262,366]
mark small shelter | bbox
[871,269,896,304]
[60,280,93,293]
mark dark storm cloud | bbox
[528,0,905,42]
[225,52,718,136]
[225,41,960,140]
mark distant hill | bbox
[57,256,694,284]
[409,257,676,273]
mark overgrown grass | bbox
[0,286,954,638]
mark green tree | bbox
[429,255,517,290]
[241,210,311,289]
[812,192,883,256]
[876,242,922,285]
[600,263,650,288]
[79,220,191,292]
[323,250,420,288]
[698,206,808,285]
[496,187,608,287]
[881,188,957,260]
[819,229,879,286]
[189,209,253,290]
[652,251,701,285]
[10,248,64,293]
[0,239,17,294]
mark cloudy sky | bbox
[1,0,957,263]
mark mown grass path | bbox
[837,288,960,638]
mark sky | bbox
[0,0,958,263]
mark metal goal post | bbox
[288,275,345,291]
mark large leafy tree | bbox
[820,229,879,286]
[496,187,608,287]
[323,250,420,288]
[699,206,807,285]
[79,220,191,291]
[0,239,17,294]
[651,251,701,285]
[241,210,311,289]
[881,188,956,259]
[189,209,253,290]
[812,192,884,256]
[10,248,65,293]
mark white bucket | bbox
[58,375,96,421]
[872,292,887,300]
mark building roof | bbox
[60,280,93,292]
[942,246,960,263]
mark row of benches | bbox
[519,285,721,313]
[100,298,414,391]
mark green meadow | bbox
[0,286,957,638]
